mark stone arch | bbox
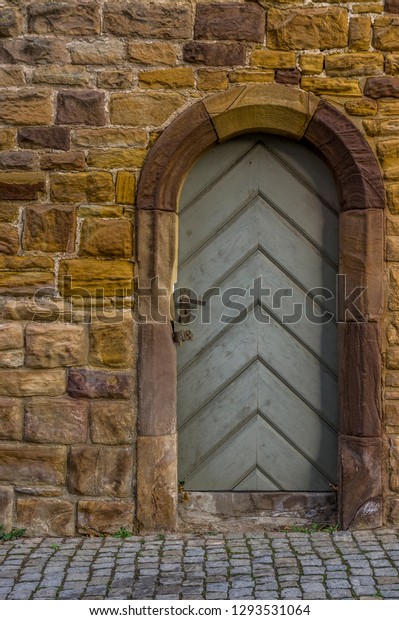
[136,84,385,531]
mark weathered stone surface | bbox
[18,127,70,151]
[0,90,51,126]
[59,258,133,297]
[197,69,228,91]
[299,54,324,75]
[138,322,175,436]
[204,84,319,141]
[127,41,176,66]
[377,138,399,180]
[0,486,13,532]
[23,205,76,253]
[28,3,99,35]
[386,0,399,12]
[344,98,377,116]
[364,76,399,98]
[0,67,24,86]
[386,405,399,434]
[0,323,23,350]
[387,215,399,236]
[389,267,399,310]
[387,236,399,261]
[116,171,135,205]
[56,90,106,126]
[0,7,21,37]
[77,500,134,535]
[110,92,184,127]
[363,118,399,136]
[0,444,66,485]
[0,38,68,64]
[78,206,123,219]
[349,16,371,50]
[139,67,195,89]
[339,323,381,437]
[387,347,399,369]
[86,148,146,169]
[276,69,301,85]
[72,128,146,148]
[89,320,133,369]
[69,40,125,65]
[138,102,216,212]
[0,203,19,223]
[339,210,383,321]
[388,184,399,214]
[0,368,66,397]
[32,66,90,87]
[301,77,362,96]
[304,101,385,211]
[0,129,15,150]
[25,323,88,369]
[51,172,114,203]
[267,7,348,50]
[339,436,382,529]
[390,438,399,492]
[40,151,85,171]
[229,70,274,84]
[90,400,135,444]
[16,498,75,536]
[97,70,132,90]
[0,223,18,255]
[251,50,296,69]
[325,53,383,77]
[386,54,399,75]
[68,369,133,399]
[137,434,177,530]
[0,172,45,200]
[0,398,23,440]
[80,219,133,259]
[183,42,246,66]
[374,16,399,50]
[0,350,24,369]
[0,255,53,295]
[69,446,133,496]
[25,397,88,444]
[0,151,38,171]
[195,3,265,42]
[104,2,192,39]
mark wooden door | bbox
[176,134,339,492]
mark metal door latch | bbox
[172,329,194,345]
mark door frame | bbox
[136,84,385,531]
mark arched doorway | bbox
[136,84,384,531]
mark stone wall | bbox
[0,0,398,534]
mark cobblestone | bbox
[0,531,398,599]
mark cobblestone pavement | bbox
[1,529,399,600]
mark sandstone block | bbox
[69,446,133,496]
[0,368,66,397]
[59,258,133,297]
[139,67,194,89]
[325,53,383,77]
[32,66,90,87]
[0,129,15,150]
[0,398,23,440]
[365,77,399,99]
[23,205,76,253]
[301,77,361,96]
[0,350,23,369]
[194,3,265,42]
[78,206,123,219]
[344,98,377,116]
[0,38,67,64]
[0,7,21,37]
[197,70,228,91]
[0,151,38,171]
[363,119,399,136]
[387,237,399,261]
[183,42,246,66]
[0,255,53,295]
[276,69,301,85]
[250,50,296,69]
[77,500,134,535]
[89,321,133,368]
[0,223,18,255]
[229,70,274,84]
[51,172,114,203]
[127,41,176,66]
[40,151,85,171]
[0,323,23,350]
[390,267,399,310]
[25,397,89,444]
[69,40,125,65]
[0,486,13,532]
[0,172,45,200]
[0,90,52,126]
[387,347,399,370]
[17,127,70,151]
[377,139,399,180]
[56,91,106,127]
[72,128,146,149]
[299,55,324,75]
[0,67,24,87]
[104,3,192,39]
[0,203,19,224]
[28,3,100,35]
[349,16,371,51]
[386,54,399,75]
[86,148,146,169]
[90,400,135,445]
[388,184,399,214]
[16,498,75,536]
[0,444,66,485]
[267,7,348,50]
[386,0,399,12]
[68,369,133,400]
[374,16,399,50]
[80,219,133,259]
[116,172,135,205]
[25,323,88,368]
[110,92,184,127]
[97,70,132,90]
